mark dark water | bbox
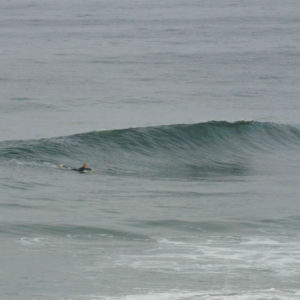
[1,1,300,299]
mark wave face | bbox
[1,121,300,178]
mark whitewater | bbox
[1,1,300,299]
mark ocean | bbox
[1,1,300,299]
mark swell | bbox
[1,121,300,177]
[0,223,149,241]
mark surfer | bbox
[59,163,93,173]
[72,163,93,173]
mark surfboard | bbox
[58,164,70,169]
[58,164,94,173]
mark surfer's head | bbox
[83,163,88,168]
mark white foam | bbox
[157,238,188,246]
[115,235,300,276]
[241,237,280,245]
[11,159,58,168]
[18,237,43,246]
[65,288,300,300]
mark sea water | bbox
[0,1,300,299]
